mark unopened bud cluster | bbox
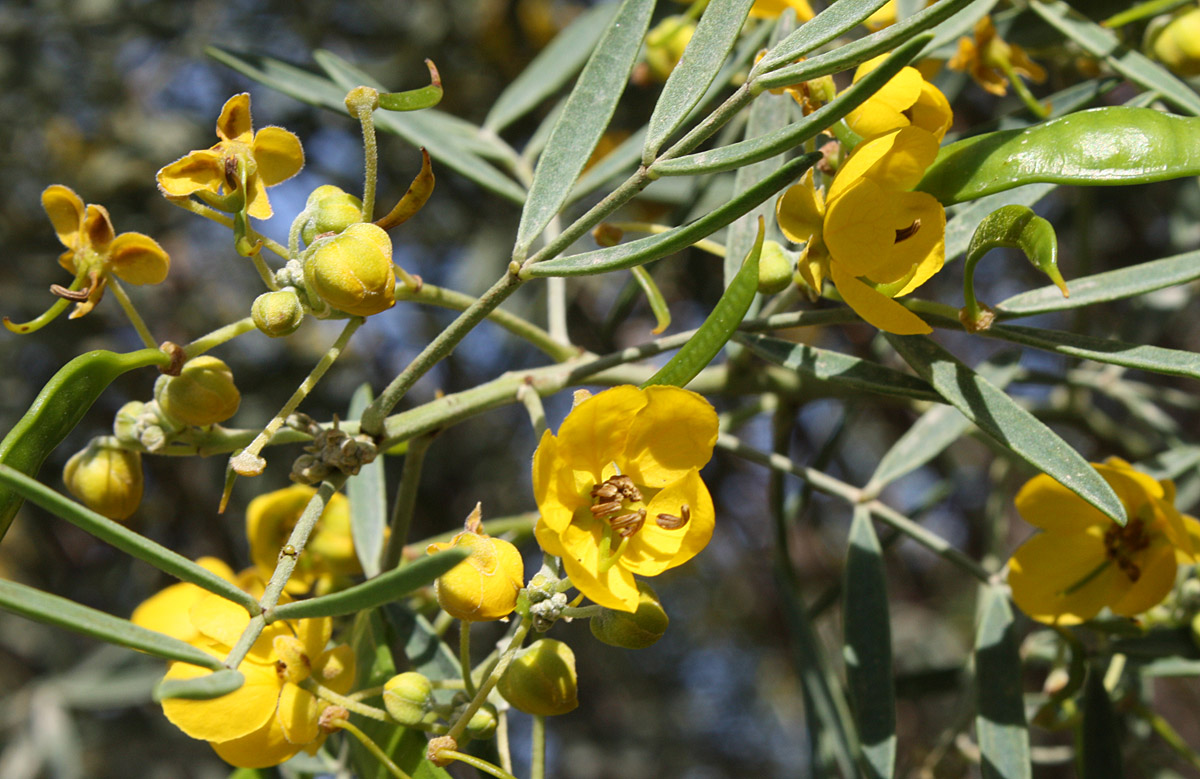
[287,416,379,484]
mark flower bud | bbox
[383,672,433,725]
[1148,7,1200,77]
[63,442,143,521]
[303,222,396,317]
[757,240,794,295]
[466,703,498,739]
[251,288,305,337]
[301,185,365,246]
[427,528,524,622]
[644,16,695,81]
[590,581,669,649]
[113,400,145,443]
[155,355,240,427]
[497,639,579,717]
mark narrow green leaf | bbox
[884,334,1126,525]
[974,586,1031,779]
[1030,0,1200,116]
[154,670,244,702]
[484,2,618,132]
[654,34,930,177]
[996,248,1200,317]
[0,578,222,670]
[570,126,648,201]
[1080,668,1125,779]
[738,332,942,403]
[755,0,891,71]
[866,352,1021,492]
[919,108,1200,206]
[755,0,977,91]
[206,47,527,205]
[1136,446,1200,481]
[385,603,462,682]
[844,507,896,779]
[513,0,655,259]
[526,152,821,277]
[944,185,1056,262]
[0,464,259,613]
[267,548,469,622]
[642,219,763,388]
[643,0,756,162]
[348,384,387,578]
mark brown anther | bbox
[609,474,642,502]
[49,283,93,302]
[224,156,240,190]
[590,500,623,519]
[895,220,921,243]
[656,504,691,530]
[590,483,620,501]
[609,509,646,538]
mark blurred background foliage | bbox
[3,1,1200,777]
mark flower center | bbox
[590,475,646,538]
[1103,516,1151,581]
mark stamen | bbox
[656,504,691,530]
[609,509,646,538]
[50,283,93,302]
[590,482,620,501]
[895,219,921,243]
[590,500,623,519]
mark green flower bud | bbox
[497,639,579,717]
[757,240,794,295]
[301,185,365,246]
[466,703,498,739]
[63,442,143,521]
[251,288,305,337]
[590,581,669,649]
[303,222,396,317]
[383,672,433,725]
[113,400,145,443]
[155,355,241,427]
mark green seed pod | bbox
[466,703,498,739]
[497,639,579,717]
[155,355,241,427]
[383,672,434,725]
[303,222,396,317]
[301,185,365,246]
[63,441,143,521]
[590,581,669,649]
[757,240,794,295]
[251,288,305,337]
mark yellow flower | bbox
[845,54,952,143]
[246,486,362,594]
[1008,458,1200,626]
[949,16,1046,97]
[1148,6,1200,78]
[532,385,717,612]
[29,185,169,321]
[864,2,897,30]
[775,127,945,334]
[748,0,814,20]
[132,562,355,768]
[156,93,304,220]
[427,507,524,622]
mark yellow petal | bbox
[823,177,899,278]
[845,67,923,140]
[252,126,305,186]
[1096,458,1164,505]
[747,0,814,20]
[829,261,931,334]
[132,583,208,641]
[555,385,646,480]
[1014,472,1112,534]
[1109,541,1177,617]
[1008,528,1120,625]
[245,173,274,220]
[276,684,320,746]
[82,204,115,253]
[217,93,254,144]
[909,82,953,142]
[622,470,714,576]
[775,177,826,245]
[157,150,225,198]
[1176,515,1200,563]
[161,658,280,743]
[532,431,586,534]
[296,616,333,661]
[862,190,945,286]
[830,127,939,202]
[535,520,639,611]
[108,232,170,285]
[210,712,304,768]
[313,644,357,695]
[42,185,84,251]
[1010,45,1047,84]
[189,593,290,662]
[622,386,718,487]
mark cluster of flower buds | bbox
[286,414,379,484]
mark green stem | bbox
[532,714,547,779]
[1102,0,1191,27]
[333,718,413,779]
[106,278,158,350]
[164,196,289,261]
[497,710,513,775]
[460,623,478,697]
[607,221,727,257]
[3,267,87,334]
[436,750,518,779]
[381,432,434,571]
[1000,58,1049,119]
[356,102,379,221]
[445,619,532,743]
[305,679,390,721]
[1131,702,1200,771]
[229,317,363,477]
[181,317,258,360]
[517,380,549,438]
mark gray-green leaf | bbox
[348,384,387,578]
[974,586,1031,779]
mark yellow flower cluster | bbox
[1009,459,1200,625]
[132,558,355,767]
